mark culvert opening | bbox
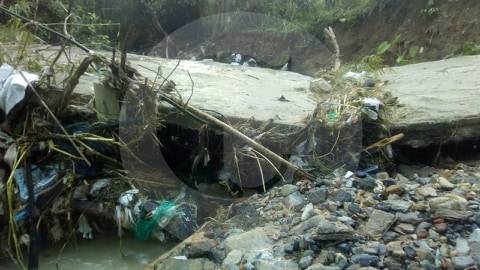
[395,139,480,167]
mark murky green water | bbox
[1,233,174,270]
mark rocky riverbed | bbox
[154,163,480,270]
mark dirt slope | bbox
[333,0,480,63]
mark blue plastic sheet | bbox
[14,164,62,203]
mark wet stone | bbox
[385,184,403,195]
[376,172,390,181]
[429,194,467,212]
[281,184,298,197]
[284,191,305,210]
[334,189,354,203]
[308,187,328,204]
[377,199,412,212]
[223,250,243,268]
[244,262,255,270]
[360,242,383,255]
[438,177,455,190]
[299,255,314,269]
[351,254,379,267]
[468,229,480,264]
[312,219,355,241]
[383,257,403,269]
[452,256,474,269]
[403,245,416,259]
[393,223,416,234]
[357,177,377,191]
[386,241,405,258]
[306,264,341,270]
[417,185,438,197]
[254,259,300,270]
[301,203,315,221]
[455,237,470,255]
[420,260,436,270]
[365,210,396,239]
[396,212,423,224]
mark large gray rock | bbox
[283,191,305,210]
[469,229,480,264]
[223,250,243,268]
[254,259,300,270]
[452,256,474,269]
[224,226,279,253]
[280,184,298,197]
[299,255,314,269]
[308,188,328,204]
[311,219,355,241]
[455,237,470,256]
[396,212,423,224]
[365,210,396,239]
[378,199,412,212]
[291,215,324,234]
[158,258,216,270]
[438,177,455,190]
[306,264,341,270]
[429,194,467,212]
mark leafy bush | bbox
[461,42,480,56]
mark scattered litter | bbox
[89,178,112,196]
[0,64,38,114]
[343,71,367,82]
[134,201,176,241]
[363,97,382,111]
[344,171,354,179]
[78,214,93,239]
[230,53,242,65]
[355,165,380,178]
[243,58,257,67]
[14,164,64,203]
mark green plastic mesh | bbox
[133,201,175,241]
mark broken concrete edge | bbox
[390,115,480,148]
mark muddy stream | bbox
[1,233,174,270]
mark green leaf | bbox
[408,46,419,59]
[376,41,392,55]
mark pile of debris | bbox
[0,44,202,268]
[149,163,480,270]
[0,6,411,270]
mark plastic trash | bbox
[89,178,111,197]
[118,189,139,206]
[165,203,198,240]
[230,53,242,65]
[344,171,355,179]
[281,57,292,71]
[363,97,382,111]
[343,71,367,82]
[134,200,176,241]
[14,164,63,203]
[362,107,379,120]
[0,64,38,115]
[362,97,383,120]
[77,214,93,239]
[115,189,139,236]
[243,58,257,67]
[355,165,379,178]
